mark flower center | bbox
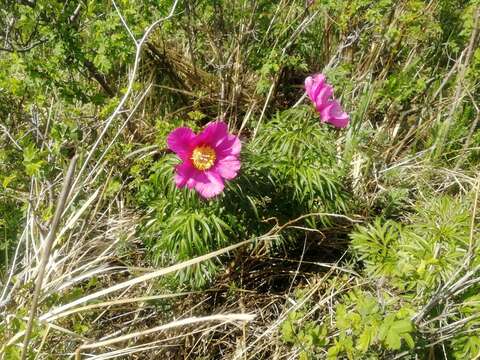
[191,145,216,171]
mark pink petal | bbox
[305,74,325,102]
[320,101,336,122]
[228,135,242,155]
[192,171,225,198]
[215,134,242,157]
[195,121,229,148]
[329,114,350,128]
[314,84,333,111]
[174,162,196,188]
[305,76,315,101]
[167,127,196,161]
[215,155,241,180]
[320,100,349,128]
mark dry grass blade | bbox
[75,313,255,354]
[21,156,78,360]
[39,236,275,321]
[45,292,203,322]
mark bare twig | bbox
[0,120,22,150]
[112,0,137,45]
[0,38,48,53]
[69,0,181,198]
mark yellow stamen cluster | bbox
[191,145,216,171]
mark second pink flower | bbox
[305,73,349,128]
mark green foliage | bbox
[22,143,46,177]
[346,194,477,357]
[0,199,23,272]
[326,291,415,359]
[281,288,416,359]
[282,191,478,359]
[281,311,329,360]
[245,107,348,220]
[0,310,45,359]
[0,145,25,272]
[351,195,475,293]
[350,219,401,277]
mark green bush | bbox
[282,193,479,359]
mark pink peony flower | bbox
[167,121,241,199]
[305,73,349,128]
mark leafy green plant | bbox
[327,292,415,359]
[137,107,349,287]
[350,219,402,277]
[281,310,329,360]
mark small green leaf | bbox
[385,331,402,350]
[357,326,376,352]
[391,319,412,334]
[403,333,415,349]
[280,320,296,344]
[327,342,341,360]
[2,174,16,188]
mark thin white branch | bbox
[0,121,22,150]
[112,0,138,45]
